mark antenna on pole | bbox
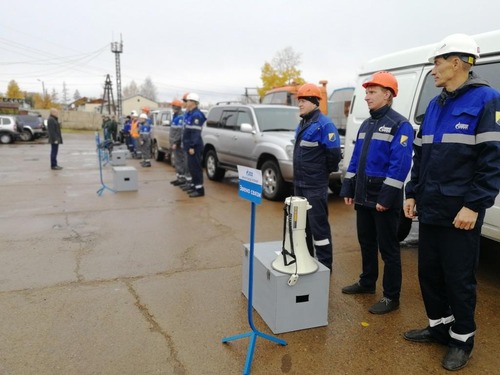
[111,35,123,117]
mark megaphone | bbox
[272,196,319,277]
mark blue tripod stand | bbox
[95,132,115,196]
[221,202,287,375]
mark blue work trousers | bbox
[355,205,402,300]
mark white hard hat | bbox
[131,110,138,116]
[139,113,148,119]
[428,33,480,64]
[186,93,200,103]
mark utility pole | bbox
[100,74,116,115]
[111,36,123,117]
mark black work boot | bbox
[442,347,472,371]
[341,282,375,294]
[189,188,205,198]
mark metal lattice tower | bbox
[100,74,116,115]
[111,36,123,117]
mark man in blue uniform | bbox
[170,99,188,186]
[403,34,500,371]
[293,83,342,271]
[340,71,414,314]
[138,113,152,167]
[182,93,206,198]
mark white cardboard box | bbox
[110,150,127,166]
[242,241,330,334]
[112,166,138,191]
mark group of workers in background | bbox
[120,93,206,197]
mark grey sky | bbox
[2,0,499,105]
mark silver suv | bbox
[0,115,22,144]
[150,109,173,162]
[202,103,300,200]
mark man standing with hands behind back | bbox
[47,108,63,170]
[293,83,342,271]
[403,33,500,371]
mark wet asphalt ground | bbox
[0,132,499,375]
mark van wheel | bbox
[398,212,413,242]
[261,160,286,201]
[152,142,165,161]
[205,149,225,181]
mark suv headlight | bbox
[285,144,293,159]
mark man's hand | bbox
[376,203,388,212]
[189,148,195,155]
[344,197,353,205]
[404,198,417,218]
[172,144,177,150]
[453,207,478,230]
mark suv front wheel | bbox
[205,149,226,181]
[152,141,165,161]
[20,129,34,142]
[261,160,286,201]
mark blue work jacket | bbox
[293,109,342,189]
[406,77,500,226]
[341,105,414,209]
[183,108,206,150]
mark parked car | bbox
[16,115,47,141]
[151,109,174,162]
[0,115,22,144]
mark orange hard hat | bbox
[141,106,151,113]
[172,99,183,107]
[362,71,398,97]
[297,83,322,99]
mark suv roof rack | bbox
[215,101,243,105]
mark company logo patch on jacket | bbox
[496,111,500,126]
[378,125,391,133]
[328,133,337,142]
[194,119,200,125]
[400,135,408,147]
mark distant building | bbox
[122,95,158,117]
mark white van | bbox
[342,30,500,241]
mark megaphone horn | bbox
[272,196,319,276]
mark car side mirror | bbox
[240,123,254,133]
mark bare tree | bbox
[272,47,302,81]
[61,81,69,107]
[73,90,81,101]
[123,80,140,98]
[140,76,158,101]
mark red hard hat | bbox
[297,83,322,99]
[362,71,399,97]
[172,99,183,107]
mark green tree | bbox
[258,47,305,97]
[6,80,24,99]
